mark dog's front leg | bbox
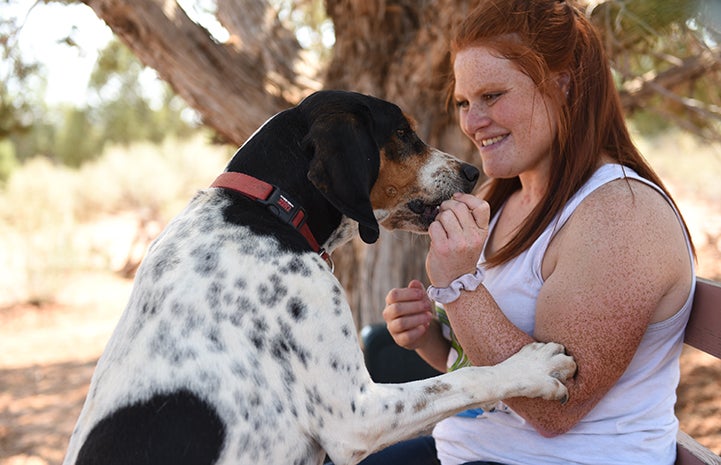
[320,341,575,465]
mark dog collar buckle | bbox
[257,186,307,229]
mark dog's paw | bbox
[501,342,577,403]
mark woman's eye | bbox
[483,92,503,104]
[455,99,469,110]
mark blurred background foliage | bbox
[1,35,195,171]
[591,0,721,138]
[0,0,342,180]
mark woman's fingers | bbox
[383,281,434,349]
[426,195,490,287]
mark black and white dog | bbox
[63,91,575,465]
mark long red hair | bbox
[449,0,694,266]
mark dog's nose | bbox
[461,163,480,189]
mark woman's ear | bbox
[555,72,571,96]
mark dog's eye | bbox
[396,128,410,139]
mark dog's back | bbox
[66,189,353,464]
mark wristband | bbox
[426,265,485,304]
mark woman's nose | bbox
[461,104,492,137]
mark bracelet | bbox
[426,265,485,304]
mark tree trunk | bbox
[324,0,477,328]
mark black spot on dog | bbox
[248,391,262,408]
[206,327,225,352]
[191,244,219,276]
[170,302,203,337]
[258,274,288,307]
[341,325,351,338]
[197,215,220,234]
[223,295,248,328]
[424,381,452,395]
[283,368,297,387]
[306,386,322,405]
[329,355,340,372]
[250,335,265,351]
[139,286,171,318]
[331,285,342,305]
[76,390,225,465]
[228,296,257,326]
[276,319,310,367]
[141,301,157,316]
[305,399,316,417]
[199,370,222,393]
[413,399,428,412]
[221,291,234,307]
[231,361,247,379]
[206,281,222,309]
[287,297,307,321]
[149,325,198,365]
[395,401,405,414]
[151,244,181,281]
[281,256,312,276]
[183,313,204,337]
[249,317,269,350]
[271,337,291,361]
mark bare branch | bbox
[618,46,721,140]
[216,0,319,101]
[80,0,298,145]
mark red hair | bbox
[449,0,694,266]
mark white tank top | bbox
[433,164,696,465]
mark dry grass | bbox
[0,135,231,306]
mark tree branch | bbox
[619,46,721,110]
[80,0,298,145]
[618,46,721,141]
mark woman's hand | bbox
[383,280,435,350]
[426,193,490,287]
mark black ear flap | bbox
[306,112,380,244]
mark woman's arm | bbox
[441,180,692,436]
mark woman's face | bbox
[453,45,559,181]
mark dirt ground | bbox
[0,273,133,465]
[1,275,720,465]
[1,184,721,464]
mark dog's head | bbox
[300,90,479,244]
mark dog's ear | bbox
[306,112,380,244]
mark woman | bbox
[381,0,696,464]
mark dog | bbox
[63,90,576,465]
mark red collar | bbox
[210,172,333,270]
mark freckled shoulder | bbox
[545,177,689,287]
